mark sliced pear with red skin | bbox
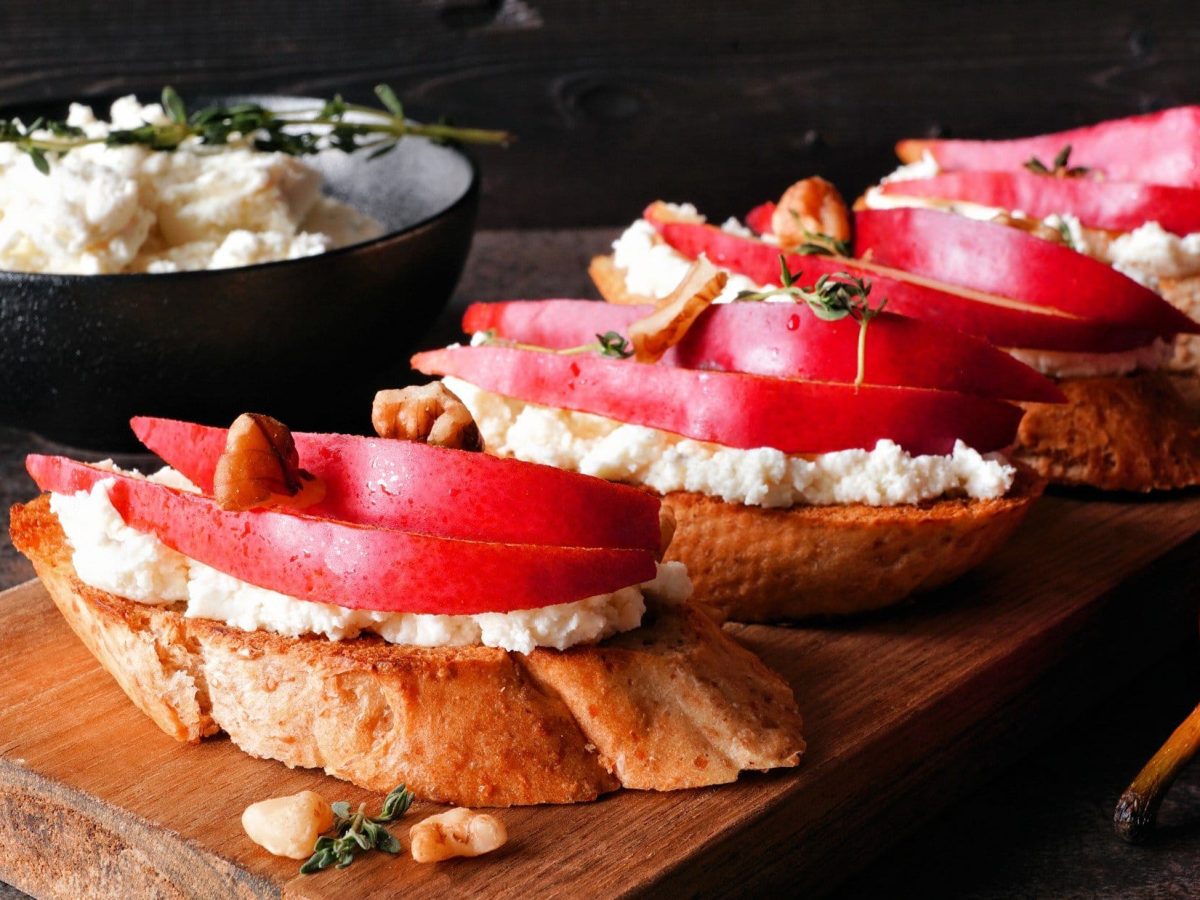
[854,207,1198,336]
[744,201,777,235]
[875,170,1200,237]
[463,300,1064,403]
[648,214,1159,352]
[412,345,1024,456]
[27,454,658,616]
[130,416,661,553]
[896,106,1200,189]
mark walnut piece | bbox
[241,790,334,860]
[372,383,482,451]
[213,413,325,511]
[772,176,852,249]
[990,211,1069,245]
[629,258,727,363]
[409,807,507,863]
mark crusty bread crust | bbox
[589,254,657,305]
[10,495,804,806]
[1015,372,1200,491]
[661,466,1043,623]
[1160,276,1200,375]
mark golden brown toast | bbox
[1015,372,1200,491]
[11,495,804,807]
[589,254,657,305]
[1160,276,1200,375]
[661,466,1043,623]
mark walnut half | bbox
[628,258,727,363]
[372,383,482,451]
[409,808,507,863]
[213,413,325,512]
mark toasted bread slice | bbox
[589,254,657,305]
[1160,276,1200,375]
[659,466,1042,623]
[10,495,804,806]
[1014,372,1200,491]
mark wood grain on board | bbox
[0,490,1197,898]
[0,0,1195,227]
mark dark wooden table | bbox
[2,229,1200,898]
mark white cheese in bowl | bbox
[0,96,383,274]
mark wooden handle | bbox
[1114,699,1200,843]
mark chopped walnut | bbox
[658,505,676,561]
[990,211,1069,245]
[772,176,852,249]
[213,413,325,512]
[628,258,727,363]
[372,383,482,451]
[241,790,334,860]
[409,808,507,863]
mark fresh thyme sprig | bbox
[1024,144,1089,178]
[476,330,634,359]
[3,85,511,175]
[299,784,414,875]
[793,230,853,257]
[736,255,887,387]
[1055,219,1077,250]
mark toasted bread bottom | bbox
[10,495,804,806]
[590,254,657,305]
[1160,276,1200,375]
[1015,372,1200,492]
[660,467,1042,624]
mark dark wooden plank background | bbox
[2,0,1198,228]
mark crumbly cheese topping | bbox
[610,204,774,303]
[1006,337,1175,379]
[50,467,688,653]
[0,96,383,274]
[879,152,942,183]
[1109,223,1200,286]
[445,376,1015,507]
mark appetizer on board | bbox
[594,193,1200,492]
[413,271,1055,623]
[876,108,1200,376]
[10,411,804,806]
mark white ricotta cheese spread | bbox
[0,97,383,274]
[879,152,941,183]
[610,204,774,303]
[1102,221,1200,289]
[50,467,687,653]
[1006,337,1175,379]
[445,376,1015,507]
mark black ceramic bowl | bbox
[0,95,479,449]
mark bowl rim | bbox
[0,91,481,283]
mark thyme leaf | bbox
[2,85,511,174]
[1024,144,1090,178]
[475,330,634,359]
[735,255,887,387]
[299,784,414,875]
[793,230,853,258]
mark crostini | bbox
[11,414,804,806]
[412,280,1056,623]
[593,196,1200,492]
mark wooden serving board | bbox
[1,491,1198,898]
